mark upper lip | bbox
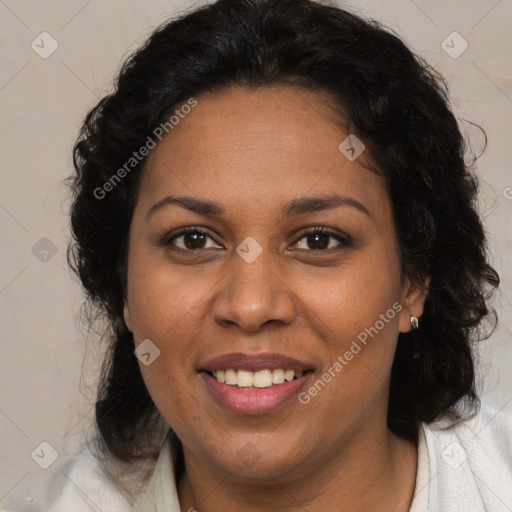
[201,352,315,373]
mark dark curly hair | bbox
[66,0,499,470]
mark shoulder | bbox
[424,400,512,459]
[422,400,512,511]
[0,442,154,512]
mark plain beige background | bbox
[1,0,511,502]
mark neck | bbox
[177,424,419,512]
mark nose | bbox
[212,245,297,333]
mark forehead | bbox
[137,85,385,216]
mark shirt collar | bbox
[136,430,181,512]
[408,422,430,511]
[137,424,429,512]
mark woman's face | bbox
[123,85,427,480]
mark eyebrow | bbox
[146,193,371,221]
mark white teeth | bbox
[237,370,254,387]
[272,369,285,384]
[284,370,295,382]
[210,368,306,388]
[253,370,272,388]
[224,369,237,385]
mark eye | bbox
[291,227,353,252]
[162,226,352,254]
[164,227,222,251]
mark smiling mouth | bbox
[204,368,314,389]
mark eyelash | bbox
[162,226,353,254]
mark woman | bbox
[2,0,510,510]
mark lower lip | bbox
[200,371,313,415]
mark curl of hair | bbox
[67,0,499,466]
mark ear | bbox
[398,275,431,333]
[123,299,133,332]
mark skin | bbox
[123,85,429,512]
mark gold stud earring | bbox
[410,316,419,329]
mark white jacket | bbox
[2,403,511,512]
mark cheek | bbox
[126,261,210,412]
[302,254,401,335]
[140,359,209,443]
[127,256,213,338]
[299,255,402,394]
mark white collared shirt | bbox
[2,403,511,512]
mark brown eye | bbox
[292,228,353,252]
[164,227,222,251]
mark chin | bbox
[205,440,312,483]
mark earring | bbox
[410,316,420,359]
